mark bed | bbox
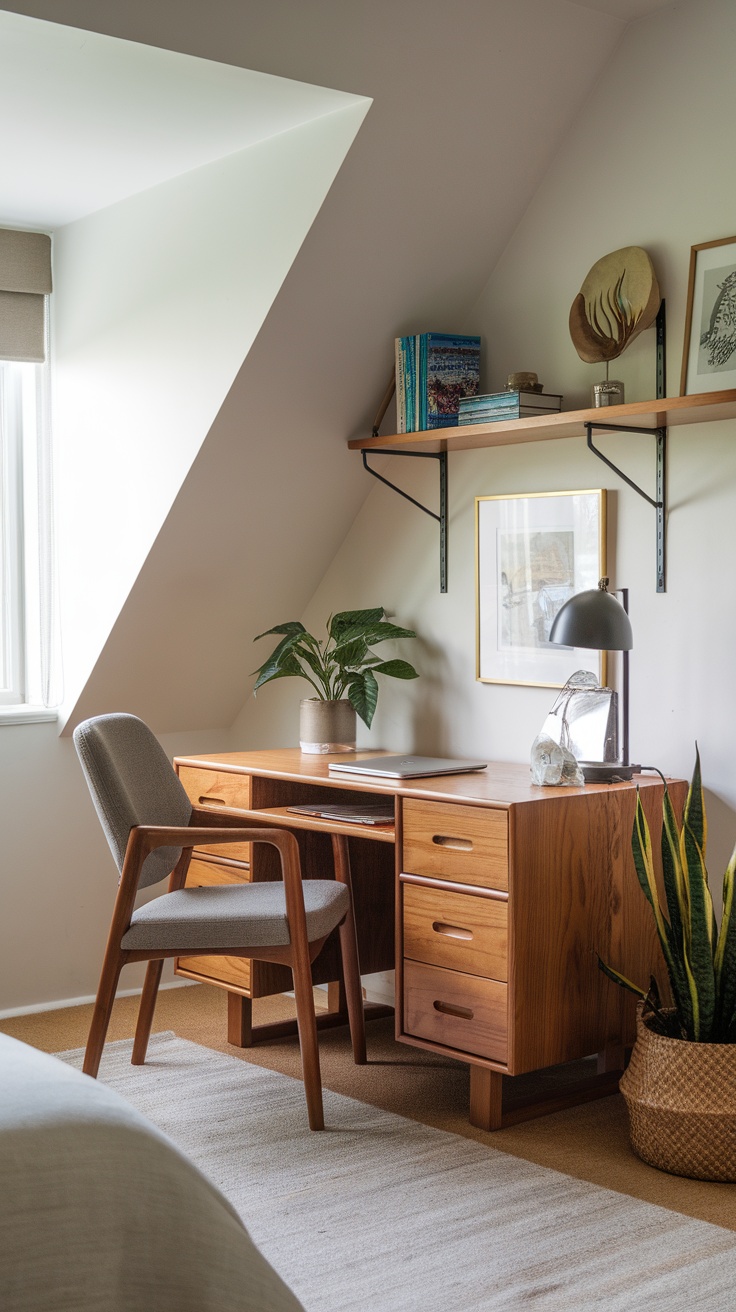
[0,1033,304,1312]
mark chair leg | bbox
[132,959,164,1065]
[331,834,367,1065]
[291,955,324,1131]
[84,948,125,1078]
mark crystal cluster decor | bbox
[530,670,618,787]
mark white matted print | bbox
[680,236,736,395]
[476,490,606,687]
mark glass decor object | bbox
[539,670,618,764]
[530,733,584,787]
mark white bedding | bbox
[0,1033,304,1312]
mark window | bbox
[0,359,54,707]
[0,228,59,718]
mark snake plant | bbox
[253,607,418,729]
[599,749,736,1042]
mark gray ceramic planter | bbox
[299,698,356,754]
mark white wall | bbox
[235,0,736,894]
[53,101,369,719]
[0,719,230,1012]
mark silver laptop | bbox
[328,755,487,779]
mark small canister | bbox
[592,380,625,407]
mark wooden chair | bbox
[73,712,366,1130]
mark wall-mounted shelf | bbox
[350,389,736,594]
[349,389,736,454]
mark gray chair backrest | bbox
[74,713,193,889]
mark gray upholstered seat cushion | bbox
[121,880,350,951]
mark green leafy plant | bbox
[253,607,418,729]
[599,749,736,1042]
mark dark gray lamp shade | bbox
[549,578,632,652]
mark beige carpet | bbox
[59,1031,736,1312]
[4,983,735,1231]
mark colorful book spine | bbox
[405,337,417,433]
[395,335,418,433]
[395,337,405,433]
[420,332,481,429]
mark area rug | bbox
[61,1034,736,1311]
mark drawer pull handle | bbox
[432,835,473,852]
[432,921,473,941]
[199,795,227,807]
[433,1000,474,1020]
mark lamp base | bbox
[580,761,640,784]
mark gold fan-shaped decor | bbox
[569,246,661,364]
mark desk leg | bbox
[469,1067,504,1131]
[331,834,367,1065]
[327,980,347,1015]
[597,1040,625,1074]
[227,993,253,1047]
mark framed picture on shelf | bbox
[476,489,607,688]
[680,235,736,395]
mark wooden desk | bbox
[173,749,684,1131]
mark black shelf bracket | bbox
[362,448,448,592]
[585,421,667,592]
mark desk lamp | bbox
[549,577,638,782]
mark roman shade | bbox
[0,228,52,362]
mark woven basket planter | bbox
[620,1007,736,1181]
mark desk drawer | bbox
[177,766,252,862]
[176,953,251,994]
[402,799,508,891]
[402,881,507,980]
[403,960,507,1061]
[184,855,250,888]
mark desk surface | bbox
[174,747,668,809]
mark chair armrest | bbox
[130,823,301,862]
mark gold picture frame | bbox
[680,235,736,395]
[476,489,607,688]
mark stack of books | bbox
[395,332,481,432]
[458,388,563,425]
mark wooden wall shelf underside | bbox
[349,389,736,454]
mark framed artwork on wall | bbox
[476,489,607,688]
[680,235,736,395]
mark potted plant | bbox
[600,749,736,1180]
[253,607,419,753]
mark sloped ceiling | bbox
[0,11,363,228]
[2,0,663,732]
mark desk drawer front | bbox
[403,960,507,1061]
[184,855,250,888]
[177,766,252,862]
[176,953,252,993]
[403,881,507,980]
[402,799,508,891]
